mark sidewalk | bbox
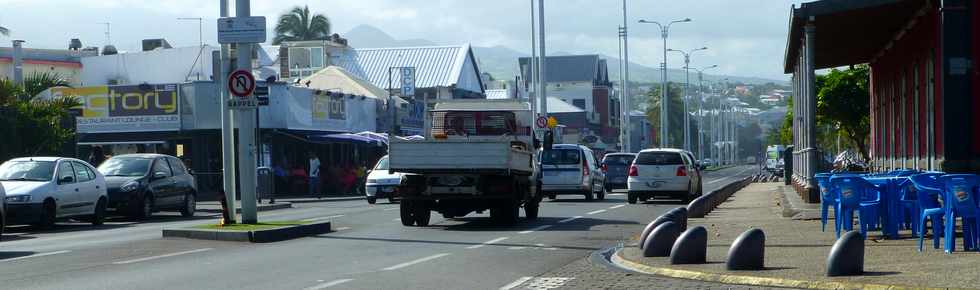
[616,182,980,290]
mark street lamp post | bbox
[667,47,707,153]
[638,18,690,148]
[694,65,718,160]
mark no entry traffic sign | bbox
[536,116,548,128]
[228,69,255,97]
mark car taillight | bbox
[582,158,590,176]
[628,165,638,176]
[601,164,608,173]
[676,166,687,177]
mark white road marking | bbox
[519,225,552,234]
[335,227,351,231]
[381,253,451,271]
[586,209,606,215]
[112,248,213,265]
[304,279,354,290]
[393,218,401,222]
[467,237,509,249]
[507,246,526,250]
[305,215,345,222]
[608,193,625,196]
[0,250,71,262]
[383,208,399,211]
[609,204,625,209]
[500,276,535,290]
[705,177,730,185]
[557,216,582,223]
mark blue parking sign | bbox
[400,67,416,98]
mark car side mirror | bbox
[58,176,74,184]
[152,172,168,180]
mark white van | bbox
[627,149,703,204]
[539,144,606,201]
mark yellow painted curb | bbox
[611,249,966,290]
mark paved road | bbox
[0,166,759,290]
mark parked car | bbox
[365,155,407,204]
[601,152,637,192]
[539,144,606,201]
[627,149,703,204]
[98,154,197,219]
[0,157,109,227]
[0,182,5,239]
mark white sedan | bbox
[627,149,703,204]
[0,157,109,227]
[365,156,408,204]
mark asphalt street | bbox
[0,166,758,290]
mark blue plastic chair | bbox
[909,173,946,251]
[816,173,836,232]
[831,176,883,239]
[896,179,919,231]
[939,174,980,253]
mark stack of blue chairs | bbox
[938,174,980,253]
[815,173,836,232]
[831,175,883,238]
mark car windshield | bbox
[0,160,55,181]
[767,151,780,159]
[540,149,581,165]
[98,157,151,177]
[603,155,635,166]
[636,152,684,165]
[374,157,389,170]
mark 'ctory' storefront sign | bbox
[51,84,180,133]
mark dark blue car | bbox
[601,153,636,192]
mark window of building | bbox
[572,99,586,110]
[288,47,324,78]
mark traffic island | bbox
[163,220,331,243]
[613,182,980,290]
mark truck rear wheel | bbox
[524,201,539,220]
[399,201,415,226]
[413,202,430,227]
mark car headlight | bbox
[121,180,141,192]
[5,195,31,203]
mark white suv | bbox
[627,149,703,204]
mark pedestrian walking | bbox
[308,152,321,197]
[88,146,106,167]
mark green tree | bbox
[644,83,687,148]
[0,73,79,161]
[816,65,870,161]
[273,6,331,45]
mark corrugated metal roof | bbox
[519,55,600,83]
[0,47,92,63]
[335,44,477,91]
[485,89,510,99]
[298,66,386,99]
[547,97,585,114]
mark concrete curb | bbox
[686,177,753,218]
[610,248,956,290]
[162,221,331,243]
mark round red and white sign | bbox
[228,69,256,97]
[535,116,548,128]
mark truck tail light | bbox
[628,165,638,176]
[582,157,590,176]
[676,166,688,177]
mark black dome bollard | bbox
[670,226,708,264]
[667,207,688,231]
[726,228,766,270]
[643,221,680,257]
[827,231,864,276]
[639,215,672,249]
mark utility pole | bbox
[621,0,631,153]
[235,0,258,224]
[98,22,111,46]
[218,0,237,224]
[11,40,24,85]
[529,0,539,130]
[637,19,691,148]
[694,65,717,160]
[537,0,547,120]
[618,26,626,151]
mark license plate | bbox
[544,171,559,176]
[614,177,626,183]
[647,182,661,188]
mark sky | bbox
[0,0,806,80]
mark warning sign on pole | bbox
[228,69,256,98]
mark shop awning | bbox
[308,133,384,146]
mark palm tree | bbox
[273,5,331,45]
[0,25,9,36]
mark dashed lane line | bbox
[609,204,625,209]
[586,209,607,215]
[304,279,354,290]
[0,250,71,262]
[381,253,451,271]
[519,225,552,234]
[557,216,582,223]
[334,227,351,231]
[112,248,213,265]
[466,237,509,249]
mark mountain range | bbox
[344,25,788,86]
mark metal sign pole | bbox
[218,0,237,224]
[235,0,258,224]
